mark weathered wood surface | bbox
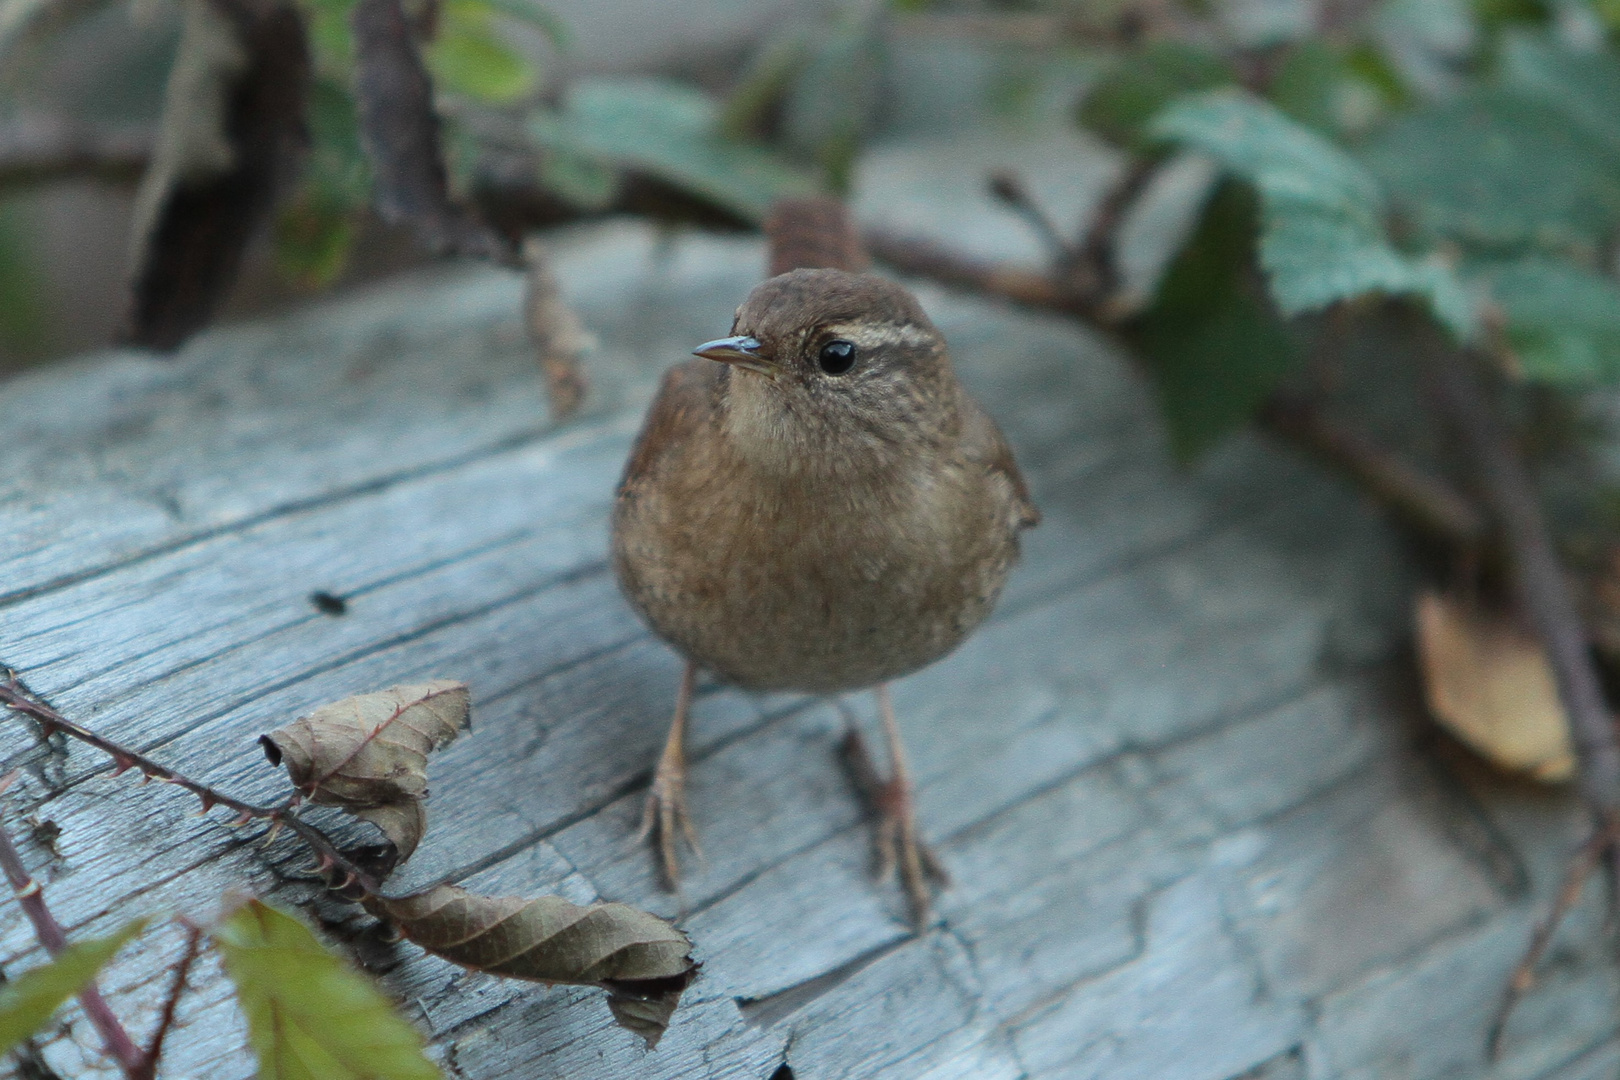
[1,137,1617,1079]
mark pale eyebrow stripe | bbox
[821,322,936,349]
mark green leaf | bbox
[214,900,441,1080]
[1129,184,1301,459]
[0,921,145,1056]
[1474,258,1620,383]
[1153,89,1477,337]
[1078,41,1235,152]
[426,0,536,103]
[529,77,818,222]
[1363,86,1620,254]
[1499,29,1620,155]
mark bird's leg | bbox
[841,684,948,925]
[638,661,701,889]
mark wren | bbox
[612,197,1038,921]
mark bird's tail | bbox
[764,195,870,277]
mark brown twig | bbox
[1430,351,1620,1055]
[0,677,381,899]
[864,228,1096,317]
[1070,158,1157,300]
[130,925,203,1080]
[1258,395,1489,552]
[1486,818,1619,1057]
[0,809,144,1073]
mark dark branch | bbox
[130,924,203,1080]
[1258,394,1489,552]
[1430,350,1620,1051]
[1429,356,1620,824]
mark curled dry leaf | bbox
[261,680,469,859]
[369,884,697,1047]
[126,0,309,350]
[523,235,594,420]
[1414,590,1575,782]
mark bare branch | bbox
[1258,394,1489,551]
[1430,350,1620,1049]
[1430,356,1620,827]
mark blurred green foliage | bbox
[531,78,819,221]
[1070,1,1620,455]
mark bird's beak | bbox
[693,336,777,379]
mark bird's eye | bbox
[818,339,857,375]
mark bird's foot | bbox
[638,742,701,891]
[841,726,949,927]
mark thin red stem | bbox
[0,818,144,1073]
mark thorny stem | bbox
[0,808,145,1073]
[0,678,382,899]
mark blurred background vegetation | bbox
[1,0,1606,371]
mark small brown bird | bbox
[612,198,1039,921]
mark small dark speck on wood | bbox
[350,0,514,265]
[310,590,347,615]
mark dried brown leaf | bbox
[354,799,429,862]
[261,680,469,859]
[369,884,696,1046]
[522,235,593,420]
[351,0,511,262]
[1415,590,1575,782]
[126,0,309,350]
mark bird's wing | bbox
[959,392,1041,531]
[618,359,720,498]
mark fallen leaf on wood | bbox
[1414,590,1575,781]
[370,884,697,1046]
[214,899,442,1079]
[523,235,593,420]
[126,0,309,350]
[351,0,511,261]
[261,680,469,859]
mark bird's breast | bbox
[613,439,1017,694]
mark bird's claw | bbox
[638,751,701,890]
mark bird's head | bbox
[694,269,957,473]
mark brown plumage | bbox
[612,198,1037,921]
